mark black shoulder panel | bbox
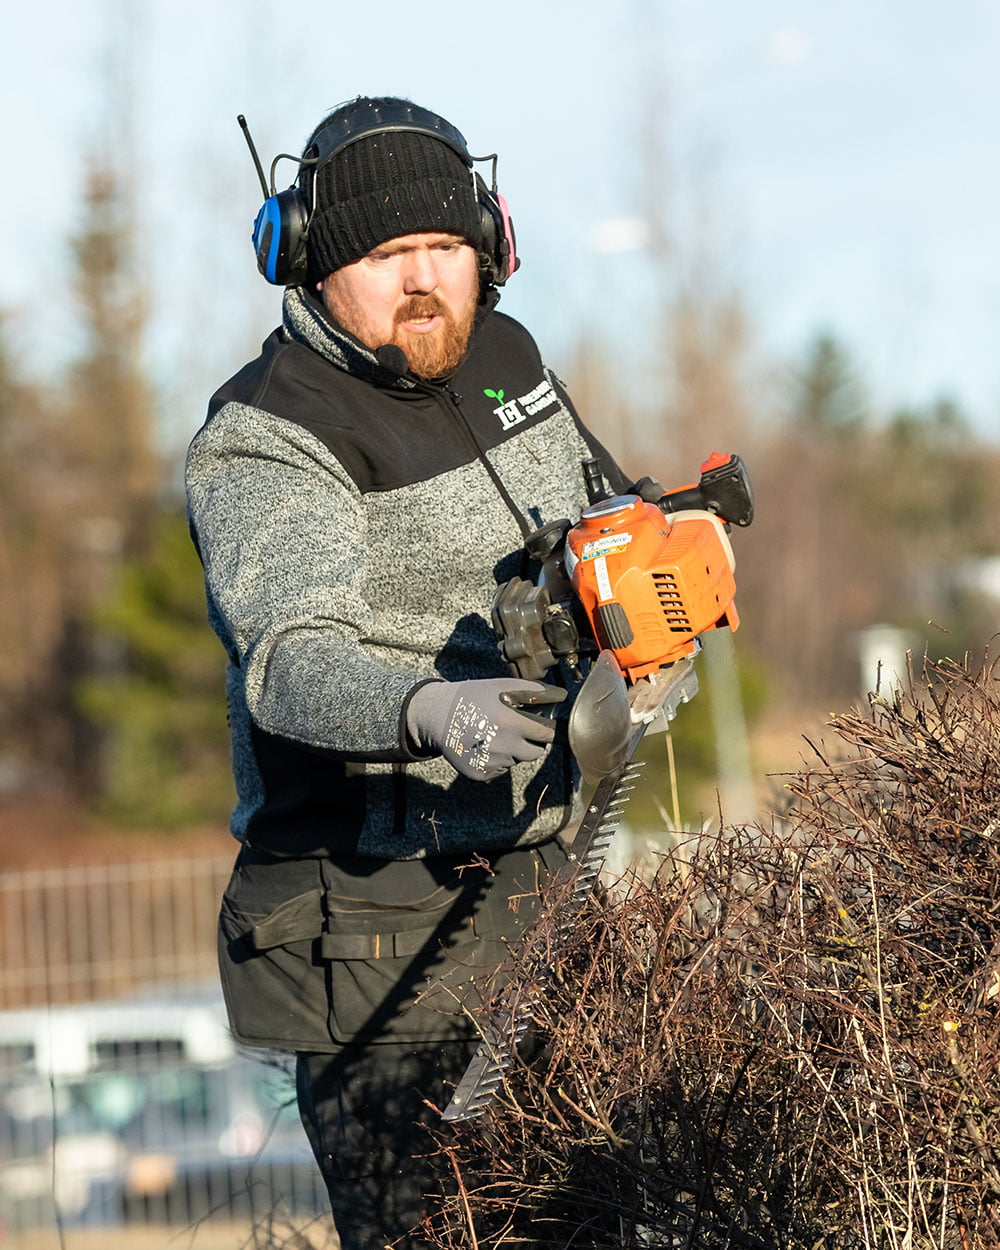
[204,312,557,496]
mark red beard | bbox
[391,293,476,380]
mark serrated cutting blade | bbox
[441,657,698,1123]
[442,760,642,1121]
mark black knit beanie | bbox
[305,112,483,283]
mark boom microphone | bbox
[375,344,410,378]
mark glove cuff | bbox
[404,680,452,755]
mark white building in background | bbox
[856,623,913,698]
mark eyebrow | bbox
[369,234,467,258]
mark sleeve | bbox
[185,402,431,762]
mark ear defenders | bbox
[242,100,518,288]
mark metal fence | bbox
[0,855,233,1010]
[0,854,336,1248]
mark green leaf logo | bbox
[483,387,505,402]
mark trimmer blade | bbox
[568,650,631,785]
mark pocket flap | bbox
[248,888,324,951]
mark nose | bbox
[401,247,439,295]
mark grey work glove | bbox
[406,678,567,781]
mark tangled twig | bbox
[418,654,1000,1248]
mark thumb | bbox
[500,682,568,709]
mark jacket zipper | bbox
[418,381,534,541]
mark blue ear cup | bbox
[251,187,310,285]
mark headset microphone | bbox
[374,344,410,378]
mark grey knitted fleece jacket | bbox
[186,286,625,860]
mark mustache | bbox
[394,294,449,326]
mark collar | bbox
[282,286,416,389]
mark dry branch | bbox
[418,655,1000,1249]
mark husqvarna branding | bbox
[581,532,634,560]
[485,379,558,430]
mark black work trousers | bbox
[296,1039,476,1250]
[288,840,569,1246]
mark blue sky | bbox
[4,0,1000,440]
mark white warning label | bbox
[594,555,613,603]
[581,532,633,561]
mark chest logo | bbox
[484,379,559,431]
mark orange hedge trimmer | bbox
[442,452,754,1121]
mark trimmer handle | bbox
[657,451,754,528]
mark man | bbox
[186,96,630,1248]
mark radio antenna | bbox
[237,114,270,198]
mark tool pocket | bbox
[218,852,334,1051]
[217,840,570,1051]
[319,855,490,1044]
[318,843,568,1045]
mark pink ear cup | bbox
[496,192,517,280]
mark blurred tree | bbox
[55,155,235,826]
[0,321,70,786]
[63,156,158,556]
[868,397,978,538]
[565,73,767,814]
[734,330,872,702]
[76,512,231,827]
[788,330,866,433]
[858,395,1000,661]
[567,67,759,485]
[0,149,233,829]
[629,647,770,833]
[737,331,1000,707]
[44,155,160,796]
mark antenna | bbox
[237,114,270,198]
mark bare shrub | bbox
[421,654,1000,1249]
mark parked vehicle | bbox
[0,989,325,1230]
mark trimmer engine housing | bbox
[564,498,738,682]
[491,452,751,686]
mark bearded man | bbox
[186,96,630,1249]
